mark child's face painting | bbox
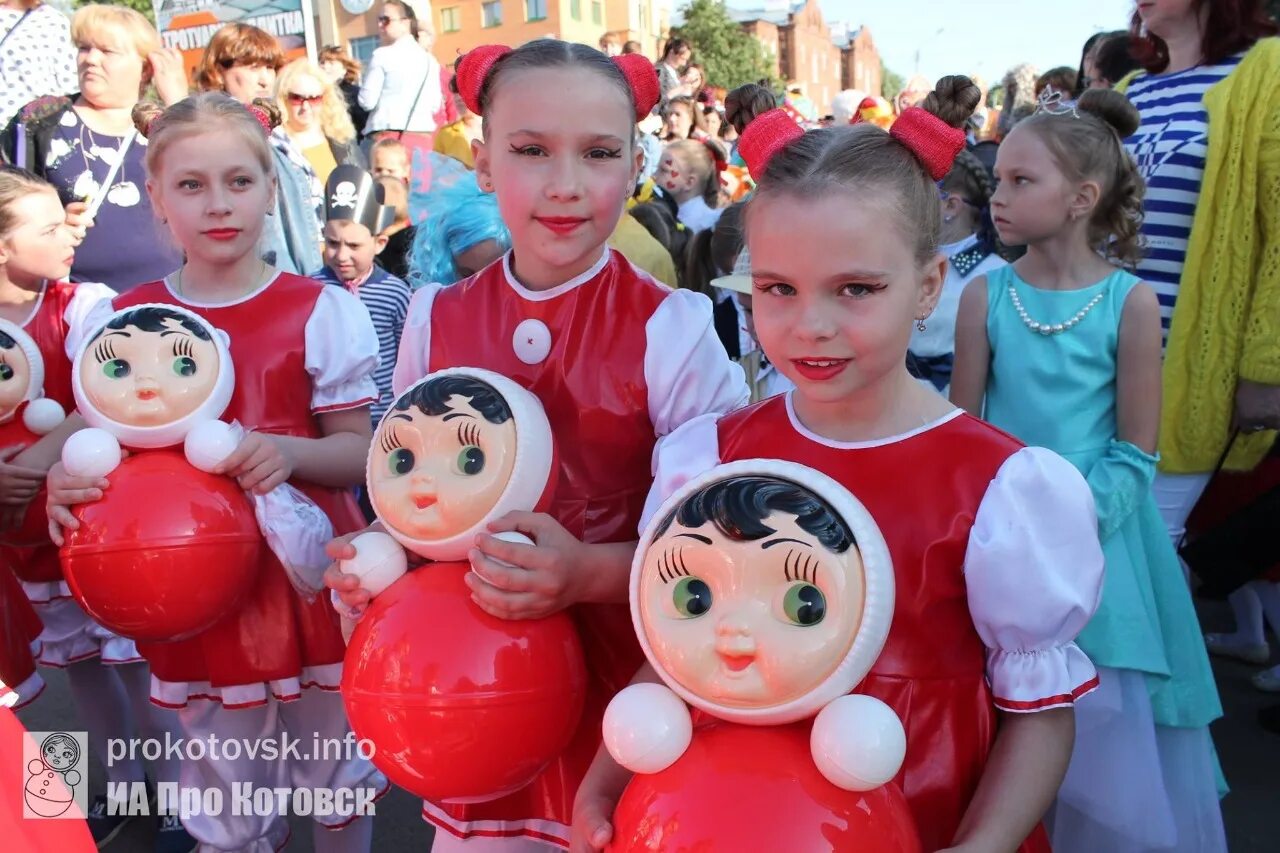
[370,395,518,540]
[80,318,221,427]
[639,511,866,709]
[0,344,32,420]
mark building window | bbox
[350,35,379,65]
[482,0,503,27]
[570,0,581,20]
[440,6,461,32]
[591,0,602,25]
[525,0,546,21]
[638,1,648,32]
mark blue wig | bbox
[407,152,511,287]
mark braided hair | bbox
[940,149,999,255]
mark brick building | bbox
[320,0,672,67]
[732,0,881,113]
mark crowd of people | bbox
[0,0,1278,852]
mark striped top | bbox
[312,264,411,424]
[1124,54,1244,340]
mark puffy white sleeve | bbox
[391,283,443,396]
[305,286,380,413]
[966,446,1104,713]
[644,288,748,439]
[638,412,723,534]
[62,281,116,361]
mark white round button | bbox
[512,318,552,365]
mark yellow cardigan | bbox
[1121,39,1280,472]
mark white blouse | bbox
[0,5,77,128]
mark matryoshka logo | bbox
[22,730,88,819]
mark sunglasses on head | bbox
[377,15,403,24]
[288,93,323,105]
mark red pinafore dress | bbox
[417,252,670,845]
[114,275,368,708]
[717,398,1053,853]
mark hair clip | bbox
[737,108,803,180]
[455,44,512,116]
[1035,86,1079,118]
[889,107,966,181]
[612,54,660,121]
[245,104,273,136]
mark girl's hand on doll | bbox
[45,461,110,546]
[466,511,587,620]
[323,530,374,614]
[216,431,293,494]
[0,445,48,506]
[569,792,616,852]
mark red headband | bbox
[889,107,966,181]
[611,53,659,121]
[737,108,803,180]
[455,44,512,116]
[246,104,272,136]
[454,44,660,122]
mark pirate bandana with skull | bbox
[324,166,396,235]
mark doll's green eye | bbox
[782,583,826,626]
[172,356,197,377]
[102,359,130,379]
[456,445,484,476]
[0,364,12,381]
[387,448,415,476]
[672,576,712,618]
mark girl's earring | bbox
[916,318,927,332]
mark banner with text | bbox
[152,0,316,80]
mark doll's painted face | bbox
[370,383,518,540]
[41,735,79,771]
[639,479,866,709]
[0,336,32,420]
[81,311,221,427]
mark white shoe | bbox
[1204,633,1271,664]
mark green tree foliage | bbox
[75,0,156,25]
[880,60,904,102]
[671,0,777,89]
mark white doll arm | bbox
[602,682,693,774]
[61,427,121,478]
[810,694,907,792]
[339,531,407,598]
[23,399,65,435]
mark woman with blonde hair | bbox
[1,3,187,291]
[275,57,364,186]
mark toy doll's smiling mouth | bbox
[136,389,158,401]
[411,493,438,510]
[717,651,756,673]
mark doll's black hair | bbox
[653,475,855,554]
[0,330,14,350]
[391,375,512,425]
[91,306,213,343]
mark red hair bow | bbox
[455,44,512,116]
[245,104,272,136]
[889,107,966,181]
[737,108,803,180]
[611,54,660,121]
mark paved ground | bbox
[16,596,1280,852]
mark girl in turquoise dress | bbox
[951,88,1225,853]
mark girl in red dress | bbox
[48,93,386,853]
[0,167,188,847]
[327,41,747,850]
[572,79,1106,853]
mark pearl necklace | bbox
[1007,285,1104,336]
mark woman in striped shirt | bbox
[1121,1,1279,549]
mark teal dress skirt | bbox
[982,265,1226,853]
